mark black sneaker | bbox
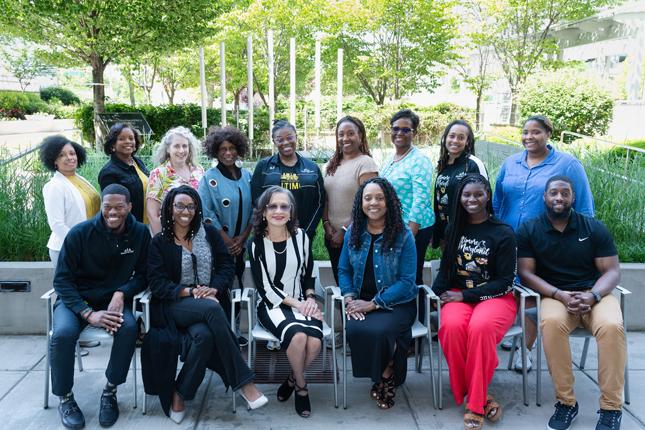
[58,394,85,429]
[98,390,119,428]
[596,409,622,430]
[548,401,579,430]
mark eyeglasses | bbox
[265,203,291,212]
[391,126,414,134]
[173,203,197,212]
[275,134,296,145]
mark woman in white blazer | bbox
[40,135,100,266]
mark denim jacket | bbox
[338,226,417,310]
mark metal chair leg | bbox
[536,297,542,406]
[44,331,50,409]
[579,337,590,369]
[75,342,83,372]
[132,350,138,409]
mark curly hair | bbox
[203,125,249,159]
[436,120,476,173]
[39,135,87,172]
[390,108,420,130]
[153,126,201,166]
[103,123,142,156]
[325,116,372,176]
[349,177,404,252]
[443,173,499,285]
[160,185,204,242]
[251,186,299,239]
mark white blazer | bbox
[42,171,94,251]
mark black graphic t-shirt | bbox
[279,165,301,192]
[432,218,516,302]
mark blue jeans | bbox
[49,299,137,396]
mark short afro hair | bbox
[39,135,87,172]
[390,108,420,130]
[103,123,142,156]
[203,126,249,159]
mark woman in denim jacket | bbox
[338,177,417,410]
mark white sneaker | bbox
[512,347,533,373]
[500,339,513,351]
[266,340,281,351]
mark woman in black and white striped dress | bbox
[249,186,323,418]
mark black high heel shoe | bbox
[277,374,295,402]
[294,382,311,418]
[375,375,396,409]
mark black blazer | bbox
[98,154,149,222]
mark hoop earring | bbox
[235,159,243,169]
[212,159,219,167]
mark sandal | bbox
[484,394,503,422]
[370,382,382,400]
[375,375,396,409]
[277,374,295,402]
[464,409,484,430]
[294,383,311,418]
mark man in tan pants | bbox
[517,175,625,430]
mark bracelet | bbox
[550,288,559,299]
[188,287,194,297]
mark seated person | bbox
[432,174,517,430]
[51,184,150,429]
[249,186,323,418]
[144,186,267,424]
[518,175,624,430]
[338,177,417,410]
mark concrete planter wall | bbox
[0,261,643,334]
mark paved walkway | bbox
[1,334,643,429]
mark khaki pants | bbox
[540,293,625,410]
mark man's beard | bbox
[547,206,571,220]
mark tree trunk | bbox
[508,86,519,126]
[128,77,136,106]
[91,54,106,150]
[475,89,483,131]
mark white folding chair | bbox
[511,285,631,406]
[42,289,147,410]
[329,285,435,409]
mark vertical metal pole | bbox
[199,47,208,137]
[289,37,296,126]
[304,108,308,151]
[337,48,343,122]
[314,38,321,134]
[220,42,227,126]
[247,35,254,156]
[267,30,275,138]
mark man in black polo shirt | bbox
[517,175,625,430]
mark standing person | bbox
[433,120,487,249]
[98,123,150,224]
[249,186,323,418]
[50,184,150,429]
[250,120,325,239]
[144,186,267,424]
[518,176,624,430]
[380,109,434,286]
[432,174,517,430]
[323,116,378,284]
[493,115,594,371]
[146,126,204,235]
[40,135,100,267]
[338,177,417,410]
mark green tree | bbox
[1,42,53,91]
[473,0,615,124]
[0,0,227,143]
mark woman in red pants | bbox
[432,174,517,430]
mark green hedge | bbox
[40,86,80,105]
[0,90,48,118]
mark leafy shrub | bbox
[0,107,26,120]
[519,70,614,141]
[40,86,80,105]
[0,90,48,114]
[484,125,522,145]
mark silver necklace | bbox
[272,242,288,255]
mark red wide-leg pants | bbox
[438,292,517,414]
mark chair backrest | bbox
[430,259,440,286]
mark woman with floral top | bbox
[147,126,204,235]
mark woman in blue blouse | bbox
[493,115,594,231]
[380,109,434,285]
[339,177,417,410]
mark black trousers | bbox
[324,238,343,286]
[169,297,254,399]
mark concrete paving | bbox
[0,334,643,430]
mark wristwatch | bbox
[591,291,602,304]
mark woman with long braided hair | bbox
[432,174,517,429]
[144,185,267,423]
[338,177,418,409]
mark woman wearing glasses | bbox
[145,185,267,423]
[250,120,325,239]
[249,186,323,418]
[380,109,434,286]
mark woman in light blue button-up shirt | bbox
[380,109,435,285]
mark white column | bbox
[220,42,226,126]
[199,47,208,137]
[337,48,343,122]
[289,37,296,126]
[267,30,275,131]
[314,38,321,132]
[247,35,254,152]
